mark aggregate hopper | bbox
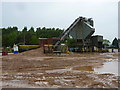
[54,16,95,51]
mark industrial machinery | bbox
[39,16,103,53]
[54,16,103,52]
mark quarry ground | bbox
[1,48,120,88]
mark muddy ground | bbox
[1,48,120,88]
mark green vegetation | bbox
[103,39,111,46]
[66,39,77,48]
[1,26,64,48]
[112,37,119,48]
[103,38,119,49]
[1,26,119,50]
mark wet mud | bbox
[1,48,120,88]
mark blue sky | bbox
[1,0,119,42]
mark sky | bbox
[1,0,119,42]
[118,1,120,39]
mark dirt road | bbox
[1,48,119,88]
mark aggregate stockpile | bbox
[54,16,103,52]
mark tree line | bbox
[0,26,119,49]
[1,26,64,48]
[100,38,119,49]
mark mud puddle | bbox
[73,66,94,71]
[73,61,119,76]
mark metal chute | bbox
[54,16,95,48]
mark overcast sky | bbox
[1,0,119,42]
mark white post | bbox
[13,44,19,54]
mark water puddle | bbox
[94,61,119,76]
[73,61,119,76]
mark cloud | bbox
[1,0,119,2]
[2,1,118,41]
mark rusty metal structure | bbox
[39,38,60,53]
